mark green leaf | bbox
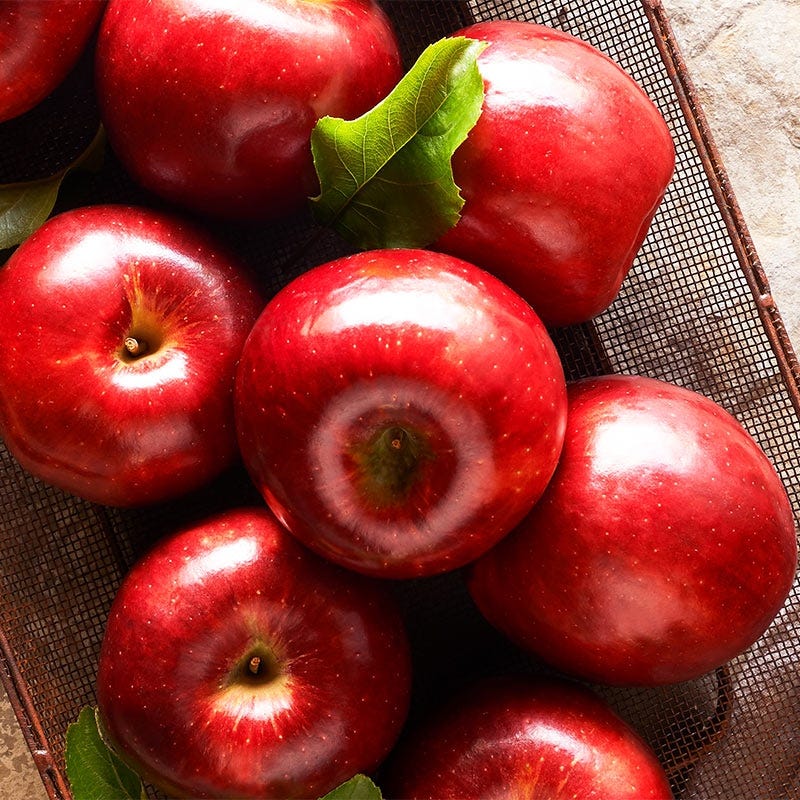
[65,707,146,800]
[310,36,486,250]
[0,124,106,251]
[319,774,384,800]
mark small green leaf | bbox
[0,124,106,250]
[310,36,486,250]
[65,706,146,800]
[319,774,384,800]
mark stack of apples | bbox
[1,1,796,798]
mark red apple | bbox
[235,248,568,579]
[0,204,262,507]
[94,0,402,220]
[96,506,412,800]
[0,0,106,122]
[468,375,798,686]
[435,20,676,327]
[383,675,674,799]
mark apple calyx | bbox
[354,424,434,506]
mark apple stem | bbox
[124,336,147,357]
[248,655,262,675]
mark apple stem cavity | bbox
[123,336,147,357]
[352,424,434,506]
[388,427,407,452]
[375,426,420,495]
[119,317,166,363]
[231,645,282,688]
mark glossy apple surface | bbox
[0,0,105,122]
[96,506,412,800]
[235,248,567,579]
[94,0,402,220]
[468,375,798,686]
[0,204,262,506]
[435,20,676,327]
[384,675,674,799]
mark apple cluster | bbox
[1,2,797,799]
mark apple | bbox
[96,506,412,799]
[0,0,106,123]
[468,374,798,686]
[234,248,568,579]
[434,20,676,327]
[383,675,674,799]
[94,0,402,220]
[0,204,263,507]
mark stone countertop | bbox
[2,1,798,798]
[663,0,800,348]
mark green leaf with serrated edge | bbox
[0,124,106,251]
[65,706,146,800]
[319,774,384,800]
[310,36,486,251]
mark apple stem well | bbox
[352,425,435,505]
[119,318,166,362]
[230,645,283,688]
[123,336,147,357]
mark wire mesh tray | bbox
[2,1,799,798]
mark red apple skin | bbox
[468,375,798,686]
[0,0,106,122]
[0,204,263,507]
[94,0,402,220]
[383,676,674,800]
[435,21,676,328]
[235,248,568,579]
[96,506,412,800]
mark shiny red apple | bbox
[383,675,674,799]
[235,248,568,579]
[94,0,402,220]
[435,20,676,327]
[0,204,262,506]
[0,0,106,122]
[468,374,798,686]
[96,506,412,800]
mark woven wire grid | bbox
[1,1,799,799]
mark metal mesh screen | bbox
[1,1,799,798]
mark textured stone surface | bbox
[662,0,800,346]
[0,699,47,800]
[2,2,798,799]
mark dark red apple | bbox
[96,506,412,800]
[235,248,567,579]
[468,374,798,686]
[383,675,674,799]
[0,204,262,506]
[435,20,676,327]
[94,0,402,220]
[0,0,106,122]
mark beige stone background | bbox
[1,1,799,798]
[663,0,800,348]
